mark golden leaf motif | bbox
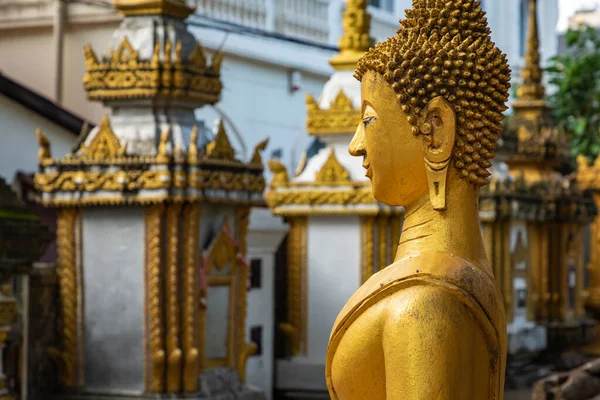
[315,150,350,185]
[80,116,126,161]
[330,90,354,111]
[207,120,235,161]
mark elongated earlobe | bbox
[421,97,456,211]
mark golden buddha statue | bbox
[326,1,511,399]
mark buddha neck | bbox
[394,170,491,273]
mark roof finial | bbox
[329,0,374,70]
[517,0,545,101]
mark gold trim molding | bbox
[280,218,308,356]
[83,37,222,105]
[183,204,201,392]
[52,209,81,388]
[145,205,166,392]
[306,90,360,136]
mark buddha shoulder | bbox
[326,254,506,399]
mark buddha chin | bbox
[325,1,511,399]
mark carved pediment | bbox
[315,150,350,185]
[80,116,126,161]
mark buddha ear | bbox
[419,96,456,211]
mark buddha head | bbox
[349,0,510,210]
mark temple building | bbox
[32,0,267,398]
[265,1,403,396]
[480,0,595,355]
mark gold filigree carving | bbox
[235,208,252,381]
[36,129,52,163]
[80,116,127,161]
[189,126,199,163]
[207,120,235,161]
[282,218,307,355]
[156,128,171,163]
[267,159,290,189]
[55,209,79,388]
[201,220,240,370]
[329,0,374,70]
[145,205,166,392]
[113,0,195,21]
[361,216,375,283]
[306,91,361,135]
[251,138,269,166]
[182,204,201,392]
[34,170,172,193]
[315,150,350,185]
[267,187,376,209]
[83,36,222,105]
[165,204,182,393]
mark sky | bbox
[558,0,599,31]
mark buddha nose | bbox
[349,123,366,157]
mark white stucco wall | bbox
[0,95,77,180]
[192,49,331,174]
[246,209,288,400]
[305,216,361,364]
[82,207,146,393]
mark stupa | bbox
[481,0,595,354]
[33,0,266,398]
[265,0,403,393]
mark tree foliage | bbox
[547,25,600,161]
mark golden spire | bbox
[113,0,195,19]
[329,0,374,70]
[516,0,545,102]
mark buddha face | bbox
[349,70,428,207]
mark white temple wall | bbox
[81,207,146,393]
[246,209,288,400]
[0,95,76,181]
[305,216,361,364]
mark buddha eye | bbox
[363,116,376,127]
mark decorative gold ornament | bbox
[156,128,171,164]
[83,37,222,106]
[165,204,182,393]
[182,204,201,392]
[113,0,195,19]
[267,187,376,210]
[281,218,308,356]
[80,116,127,160]
[207,120,235,161]
[34,170,172,193]
[329,0,374,70]
[315,150,350,185]
[267,159,289,189]
[516,0,544,102]
[361,216,374,283]
[145,205,166,393]
[251,138,269,166]
[36,129,52,163]
[235,207,255,381]
[189,126,199,163]
[54,209,80,388]
[306,91,361,136]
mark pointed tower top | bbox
[113,0,195,19]
[329,0,375,70]
[516,0,545,102]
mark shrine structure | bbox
[33,0,266,398]
[266,0,403,393]
[481,0,595,355]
